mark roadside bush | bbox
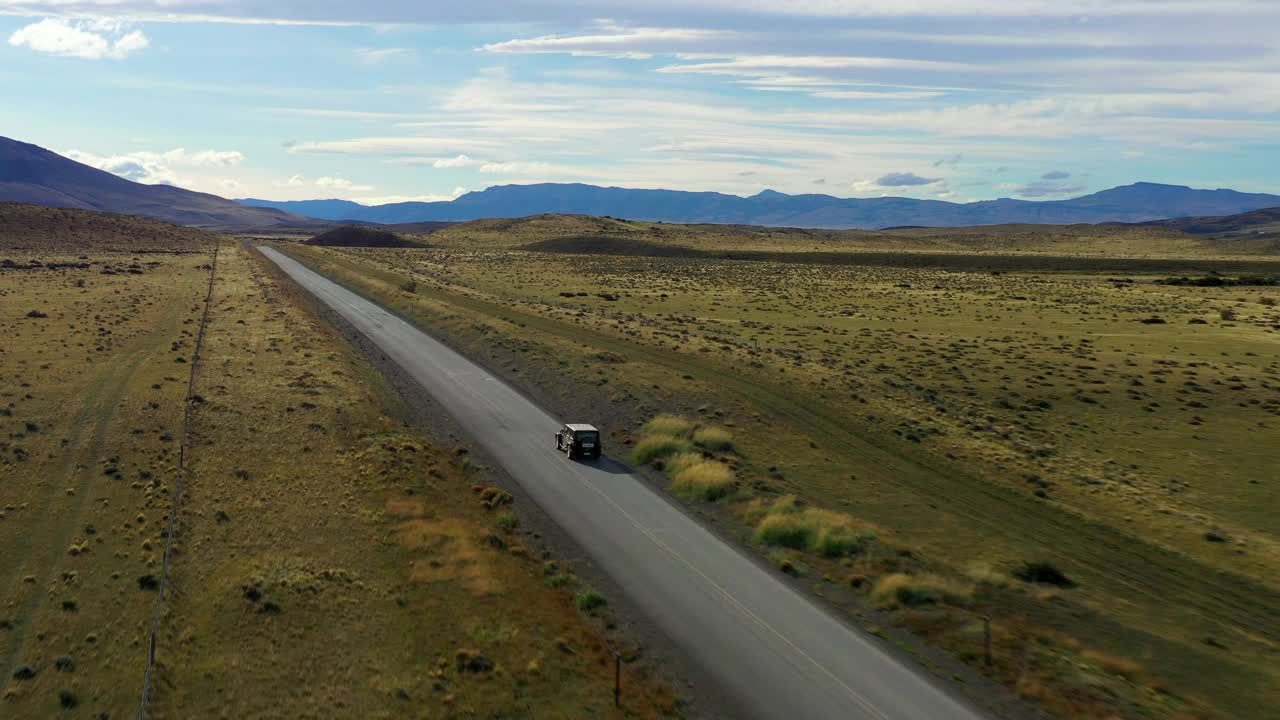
[871,573,973,609]
[632,434,690,465]
[664,451,705,476]
[400,279,417,293]
[670,460,735,501]
[1220,307,1237,321]
[575,589,606,612]
[643,415,693,437]
[751,496,871,557]
[755,512,814,550]
[692,426,733,451]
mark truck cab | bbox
[556,423,601,460]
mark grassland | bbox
[424,213,1280,257]
[1,206,679,718]
[275,217,1280,720]
[0,214,213,716]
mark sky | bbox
[2,1,1278,205]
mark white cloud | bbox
[482,25,737,59]
[658,54,974,76]
[810,90,944,100]
[431,154,480,168]
[315,176,376,192]
[289,137,498,155]
[286,174,306,186]
[478,161,555,174]
[351,187,467,205]
[355,47,414,64]
[8,18,148,60]
[3,1,1257,25]
[63,147,245,185]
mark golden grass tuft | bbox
[664,451,707,476]
[642,414,694,437]
[692,426,733,451]
[631,434,690,465]
[670,460,735,501]
[750,495,872,557]
[870,573,974,609]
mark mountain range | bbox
[0,136,308,228]
[241,182,1280,230]
[2,136,1278,231]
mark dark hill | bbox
[0,136,310,229]
[0,202,216,252]
[304,225,423,248]
[1139,206,1280,238]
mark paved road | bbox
[262,246,988,720]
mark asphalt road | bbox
[261,246,988,720]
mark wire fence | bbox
[136,241,220,720]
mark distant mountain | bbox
[240,182,1280,230]
[0,137,309,229]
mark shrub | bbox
[1261,296,1277,307]
[664,451,705,476]
[400,279,417,293]
[692,426,733,451]
[495,511,517,530]
[575,589,606,611]
[755,513,815,550]
[1220,307,1237,321]
[545,573,574,588]
[642,415,694,437]
[871,573,973,609]
[752,501,869,557]
[1013,561,1076,588]
[632,434,690,465]
[670,460,735,501]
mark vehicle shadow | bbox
[581,456,633,476]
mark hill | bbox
[0,136,309,229]
[304,225,423,248]
[239,181,1280,230]
[1139,206,1280,239]
[0,202,216,252]
[422,212,1277,259]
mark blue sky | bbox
[2,1,1278,204]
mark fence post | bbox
[983,616,992,667]
[614,653,621,708]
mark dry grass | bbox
[632,433,691,465]
[0,238,209,716]
[671,460,735,501]
[750,495,872,558]
[0,230,679,718]
[276,234,1280,720]
[643,414,694,437]
[157,243,679,717]
[1081,649,1145,681]
[870,573,975,609]
[692,426,733,451]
